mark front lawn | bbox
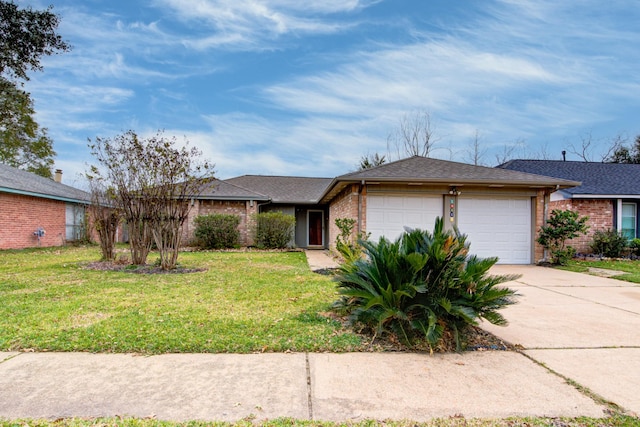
[562,258,640,283]
[0,246,364,354]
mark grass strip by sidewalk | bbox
[0,246,364,354]
[1,415,638,427]
[562,259,640,284]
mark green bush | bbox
[334,217,368,264]
[536,209,589,265]
[629,238,640,257]
[194,214,241,249]
[333,217,519,351]
[590,229,628,258]
[254,211,295,249]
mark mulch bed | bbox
[321,311,518,353]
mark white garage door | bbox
[367,194,442,242]
[457,197,531,264]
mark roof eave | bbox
[318,177,580,204]
[1,187,90,204]
[568,194,640,199]
[197,195,271,201]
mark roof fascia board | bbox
[570,194,640,199]
[198,195,270,201]
[0,187,88,204]
[326,177,578,189]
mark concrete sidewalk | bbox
[0,351,606,422]
[304,249,339,272]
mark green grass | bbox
[1,415,639,427]
[0,246,364,354]
[561,258,640,284]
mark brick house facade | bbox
[0,193,67,249]
[184,199,258,246]
[0,164,91,250]
[184,158,575,264]
[328,184,364,245]
[548,199,614,253]
[316,157,576,264]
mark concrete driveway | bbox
[485,265,640,416]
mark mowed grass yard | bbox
[0,246,364,354]
[563,258,640,283]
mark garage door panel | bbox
[458,197,531,264]
[367,195,442,242]
[367,194,532,264]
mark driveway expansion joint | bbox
[0,352,22,364]
[305,352,313,420]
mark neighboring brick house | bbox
[0,164,90,249]
[200,156,577,264]
[499,160,640,253]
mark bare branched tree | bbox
[144,133,214,270]
[463,130,488,166]
[86,171,120,261]
[602,134,632,163]
[534,142,553,160]
[387,110,438,159]
[494,139,528,165]
[88,130,214,270]
[89,131,154,265]
[567,131,598,162]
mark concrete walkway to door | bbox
[484,265,640,416]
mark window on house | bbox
[621,202,637,240]
[66,204,86,241]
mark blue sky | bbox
[19,0,640,184]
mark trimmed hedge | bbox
[194,214,241,249]
[253,211,295,249]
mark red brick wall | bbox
[0,193,67,249]
[548,199,614,253]
[184,199,258,246]
[533,190,549,262]
[328,184,362,248]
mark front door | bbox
[308,211,324,246]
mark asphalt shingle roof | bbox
[337,156,578,186]
[317,156,579,203]
[224,175,333,204]
[499,160,640,196]
[0,163,90,203]
[199,179,270,201]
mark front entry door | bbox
[308,211,324,246]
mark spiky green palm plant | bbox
[333,217,520,351]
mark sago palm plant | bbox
[333,217,519,351]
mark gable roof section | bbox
[320,156,580,203]
[499,160,640,197]
[225,175,333,204]
[198,179,270,201]
[0,163,90,204]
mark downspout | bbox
[542,189,552,262]
[358,180,364,236]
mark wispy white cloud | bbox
[16,0,640,180]
[254,0,640,165]
[156,0,371,50]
